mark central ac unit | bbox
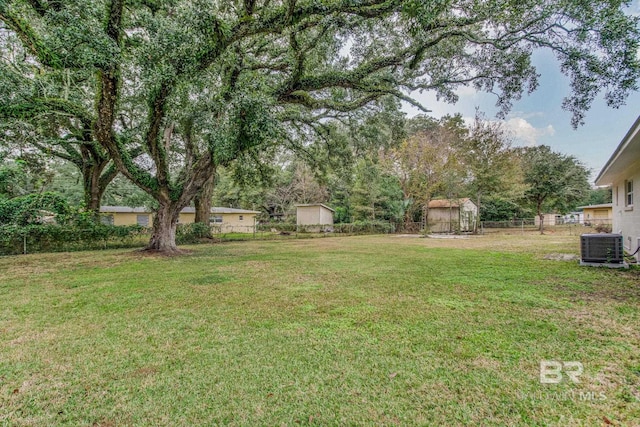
[580,234,624,263]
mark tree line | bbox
[0,0,637,252]
[2,107,603,235]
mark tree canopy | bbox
[1,0,638,252]
[519,145,591,233]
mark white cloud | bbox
[503,117,555,146]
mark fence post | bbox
[521,219,524,235]
[23,233,27,255]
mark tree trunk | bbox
[475,193,481,234]
[194,173,215,224]
[422,205,429,233]
[403,202,413,232]
[537,200,544,234]
[146,202,182,253]
[83,169,103,215]
[82,161,110,218]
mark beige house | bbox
[100,206,260,233]
[595,115,640,260]
[426,198,477,232]
[577,203,613,225]
[99,206,153,227]
[296,204,334,232]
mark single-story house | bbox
[100,206,260,233]
[577,203,613,226]
[595,115,640,260]
[296,204,334,232]
[426,198,477,232]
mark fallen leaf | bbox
[389,372,398,379]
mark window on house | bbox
[239,215,244,221]
[626,180,633,207]
[210,215,223,224]
[101,215,114,226]
[137,214,150,227]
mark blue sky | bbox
[402,1,640,184]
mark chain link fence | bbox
[0,221,398,256]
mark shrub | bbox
[256,222,297,233]
[0,193,71,226]
[0,223,146,255]
[594,224,612,233]
[334,220,396,234]
[176,222,213,244]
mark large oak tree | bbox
[1,0,638,252]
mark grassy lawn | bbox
[1,234,639,426]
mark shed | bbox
[296,204,335,232]
[534,213,561,227]
[426,198,477,232]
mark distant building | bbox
[595,115,640,260]
[534,213,562,227]
[296,204,334,232]
[99,206,260,233]
[577,203,613,226]
[562,211,584,224]
[426,198,477,232]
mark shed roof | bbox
[100,206,260,214]
[295,203,335,212]
[427,198,473,209]
[595,116,640,186]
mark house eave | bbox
[595,116,640,186]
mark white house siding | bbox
[595,116,640,261]
[612,168,640,256]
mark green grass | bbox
[1,235,638,426]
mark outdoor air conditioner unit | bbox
[580,234,624,264]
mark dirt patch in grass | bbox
[131,366,159,377]
[543,253,580,261]
[557,281,640,304]
[129,247,195,257]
